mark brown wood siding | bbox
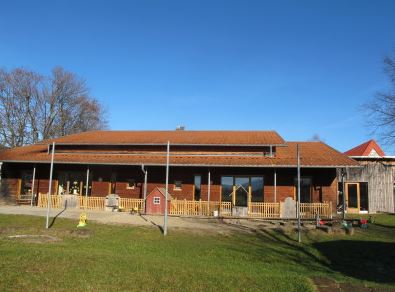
[91,181,110,197]
[1,163,339,208]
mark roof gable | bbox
[344,140,385,157]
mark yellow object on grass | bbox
[77,212,87,227]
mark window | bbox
[194,175,201,200]
[294,177,312,203]
[126,179,136,189]
[251,177,264,202]
[221,176,265,204]
[221,176,234,202]
[174,180,182,190]
[153,197,160,204]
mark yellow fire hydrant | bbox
[77,212,87,228]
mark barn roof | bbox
[344,139,385,157]
[0,130,359,168]
[39,130,286,146]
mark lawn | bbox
[0,214,394,291]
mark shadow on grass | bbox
[313,240,395,284]
[220,221,331,272]
[48,204,68,228]
[219,221,395,285]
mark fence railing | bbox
[35,194,332,219]
[37,193,62,208]
[300,202,332,219]
[169,199,232,216]
[79,196,105,210]
[249,202,281,218]
[119,198,144,211]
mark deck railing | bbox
[300,202,332,219]
[169,199,233,216]
[249,202,281,218]
[119,198,144,211]
[35,194,332,219]
[79,196,105,210]
[37,193,63,208]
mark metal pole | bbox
[0,162,3,199]
[0,162,3,188]
[164,141,170,236]
[342,168,346,221]
[85,166,90,210]
[46,142,55,229]
[207,170,211,214]
[30,166,36,207]
[142,165,148,214]
[297,144,301,243]
[274,169,277,202]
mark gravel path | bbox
[0,205,236,232]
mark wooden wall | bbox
[345,160,395,213]
[1,162,338,210]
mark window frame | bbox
[126,179,136,189]
[153,196,161,205]
[174,180,182,191]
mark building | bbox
[342,140,395,213]
[0,130,358,215]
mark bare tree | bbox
[0,67,107,148]
[367,53,395,146]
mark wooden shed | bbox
[145,187,172,215]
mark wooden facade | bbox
[342,159,395,213]
[343,140,395,214]
[0,130,359,216]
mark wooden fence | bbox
[79,196,105,210]
[36,194,142,212]
[249,203,281,218]
[300,202,332,219]
[170,199,232,216]
[119,198,144,211]
[37,193,62,208]
[35,194,332,219]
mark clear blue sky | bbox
[1,0,394,153]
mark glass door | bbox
[235,177,249,207]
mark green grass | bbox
[0,214,394,291]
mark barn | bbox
[342,140,395,213]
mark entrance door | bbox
[235,177,249,207]
[346,183,360,213]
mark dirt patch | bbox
[312,277,394,292]
[69,229,94,238]
[6,234,60,243]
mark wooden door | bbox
[346,183,360,214]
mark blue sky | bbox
[1,0,394,153]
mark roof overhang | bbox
[0,160,361,168]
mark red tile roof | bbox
[41,130,285,146]
[0,131,359,168]
[344,139,385,157]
